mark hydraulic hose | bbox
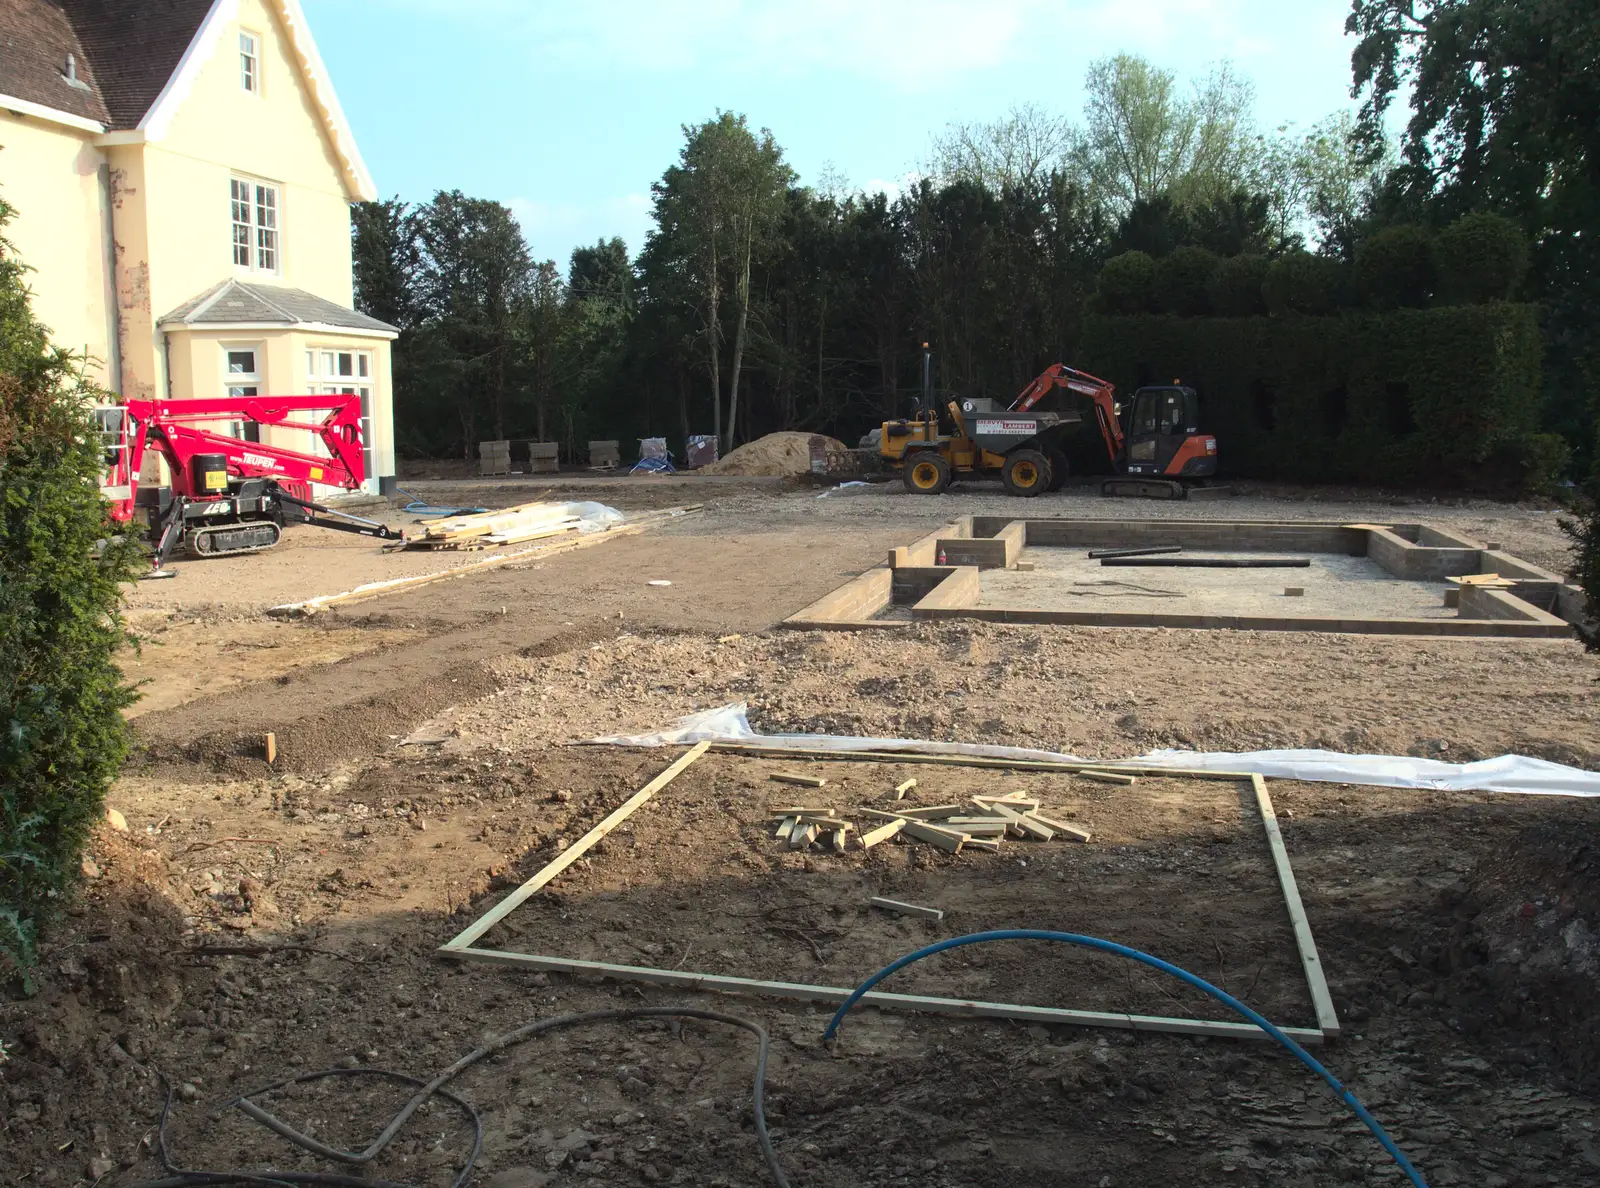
[823,929,1427,1188]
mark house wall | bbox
[0,111,115,377]
[121,0,360,405]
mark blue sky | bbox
[308,0,1364,270]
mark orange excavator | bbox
[880,352,1219,498]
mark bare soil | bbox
[4,481,1598,1188]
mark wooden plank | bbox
[1029,812,1091,843]
[770,772,827,788]
[897,804,963,820]
[1076,771,1136,786]
[1251,773,1340,1037]
[774,817,796,839]
[941,819,1011,836]
[870,896,944,921]
[789,822,819,850]
[830,828,849,853]
[894,779,917,800]
[441,742,710,950]
[441,947,1327,1044]
[859,819,905,850]
[901,821,969,852]
[963,837,1003,853]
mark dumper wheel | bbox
[1002,449,1050,497]
[1046,447,1069,492]
[903,453,952,494]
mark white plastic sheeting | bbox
[585,703,1600,797]
[561,501,627,533]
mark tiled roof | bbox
[56,0,214,129]
[0,0,109,124]
[0,0,214,130]
[160,280,398,334]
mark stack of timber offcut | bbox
[769,790,1092,857]
[402,501,581,551]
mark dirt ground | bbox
[4,478,1599,1188]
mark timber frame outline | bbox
[438,743,1342,1045]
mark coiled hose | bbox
[823,929,1428,1188]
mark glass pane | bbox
[305,350,315,375]
[226,350,255,374]
[321,352,335,375]
[227,385,259,399]
[337,352,353,377]
[357,354,370,378]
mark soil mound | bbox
[700,431,855,476]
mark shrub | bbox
[1262,251,1341,316]
[1207,253,1269,317]
[1094,251,1158,315]
[1354,224,1438,308]
[0,197,139,975]
[1154,246,1219,316]
[1561,480,1599,650]
[1437,212,1529,304]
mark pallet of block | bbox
[769,791,1090,857]
[402,500,581,550]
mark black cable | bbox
[134,1007,789,1188]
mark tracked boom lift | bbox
[879,353,1218,498]
[95,393,400,577]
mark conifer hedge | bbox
[1079,303,1565,491]
[0,197,138,975]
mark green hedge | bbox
[1078,303,1563,491]
[1,197,138,976]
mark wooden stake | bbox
[1252,773,1340,1036]
[442,742,710,950]
[263,732,276,765]
[770,773,827,788]
[900,821,969,852]
[870,896,944,921]
[859,819,906,850]
[440,946,1327,1044]
[894,778,917,800]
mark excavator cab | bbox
[1120,384,1217,482]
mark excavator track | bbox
[185,520,281,557]
[1102,478,1187,500]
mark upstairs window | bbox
[231,178,279,273]
[240,31,260,93]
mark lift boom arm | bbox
[102,393,370,523]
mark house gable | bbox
[134,0,374,202]
[2,0,373,200]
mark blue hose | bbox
[823,929,1427,1188]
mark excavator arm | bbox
[1008,363,1126,466]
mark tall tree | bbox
[1348,0,1600,468]
[351,198,422,329]
[415,191,531,450]
[929,102,1074,190]
[645,113,792,450]
[1075,54,1257,214]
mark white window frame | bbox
[307,347,377,485]
[230,176,281,274]
[222,343,264,441]
[240,30,261,94]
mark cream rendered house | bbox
[0,0,397,495]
